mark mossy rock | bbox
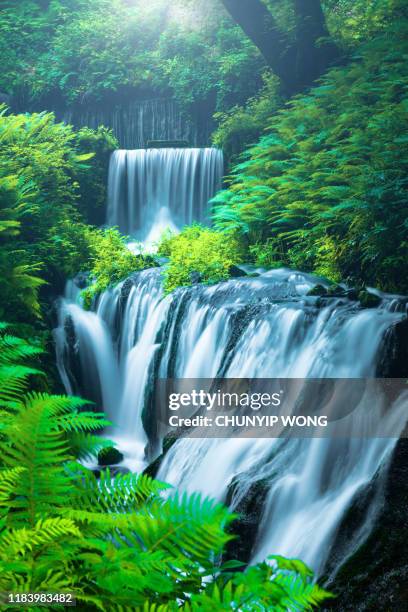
[189,271,202,284]
[326,284,347,297]
[229,265,248,278]
[97,446,124,466]
[307,284,328,297]
[358,290,381,308]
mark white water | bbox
[106,148,223,241]
[55,267,407,574]
[62,98,211,149]
[53,115,407,577]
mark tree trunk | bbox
[220,0,340,95]
[293,0,340,90]
[220,0,295,90]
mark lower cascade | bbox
[55,266,407,577]
[106,147,224,242]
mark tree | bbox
[220,0,340,94]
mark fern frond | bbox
[0,517,80,557]
[70,467,170,515]
[0,467,26,505]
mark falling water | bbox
[106,148,224,241]
[54,267,407,575]
[61,99,211,148]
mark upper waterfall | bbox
[61,99,212,148]
[106,147,224,243]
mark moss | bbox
[157,225,244,293]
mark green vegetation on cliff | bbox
[212,22,408,292]
[0,108,153,323]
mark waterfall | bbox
[106,148,224,241]
[54,267,407,574]
[61,99,212,148]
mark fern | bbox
[212,23,408,291]
[0,327,332,609]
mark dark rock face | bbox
[376,317,408,378]
[73,272,89,290]
[98,446,124,466]
[323,440,408,611]
[189,271,202,284]
[358,290,382,309]
[229,265,248,278]
[224,478,270,564]
[143,435,178,479]
[0,92,11,105]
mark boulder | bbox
[358,290,381,309]
[307,284,328,297]
[190,271,202,284]
[229,265,248,278]
[97,446,124,466]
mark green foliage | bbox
[186,556,332,611]
[0,107,116,322]
[0,325,332,610]
[81,228,157,309]
[154,12,264,113]
[324,0,408,47]
[0,0,264,115]
[213,71,282,160]
[212,24,408,291]
[158,226,244,293]
[75,126,118,225]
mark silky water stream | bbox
[54,139,407,578]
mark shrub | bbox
[212,71,282,160]
[0,107,116,321]
[81,228,157,308]
[158,226,244,293]
[212,24,408,292]
[75,125,118,225]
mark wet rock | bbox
[344,288,359,301]
[229,265,248,278]
[143,435,178,479]
[307,284,328,297]
[190,271,202,284]
[326,284,346,296]
[323,440,408,611]
[73,272,89,289]
[120,277,134,302]
[224,478,270,563]
[358,290,381,309]
[147,139,189,148]
[98,446,124,466]
[376,317,408,378]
